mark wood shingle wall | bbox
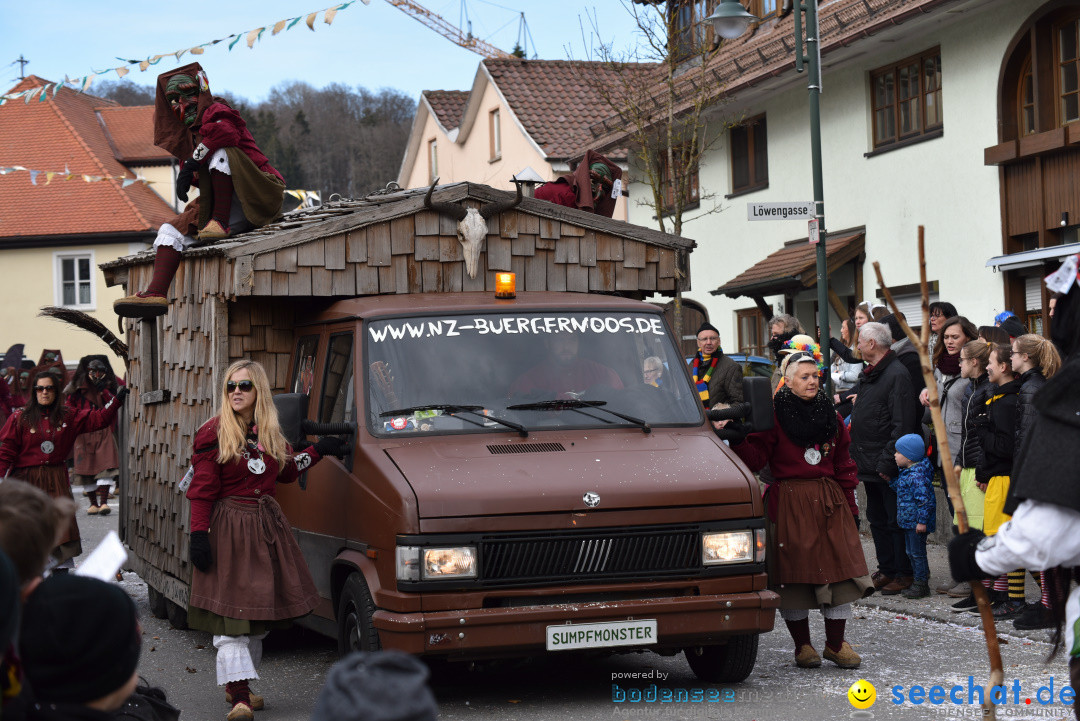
[234,205,683,300]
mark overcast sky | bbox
[1,0,646,103]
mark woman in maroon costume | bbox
[0,368,127,570]
[185,359,345,721]
[726,352,873,670]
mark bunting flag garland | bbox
[0,0,364,106]
[0,165,145,187]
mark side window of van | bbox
[320,333,354,424]
[291,335,319,395]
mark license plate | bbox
[546,619,658,651]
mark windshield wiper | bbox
[506,399,650,434]
[380,404,528,437]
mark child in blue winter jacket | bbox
[892,433,936,599]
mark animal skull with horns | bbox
[424,179,523,279]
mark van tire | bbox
[338,573,380,655]
[147,585,169,620]
[165,599,188,630]
[683,634,759,683]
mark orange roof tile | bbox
[97,106,171,164]
[0,76,175,240]
[423,90,469,131]
[712,232,864,298]
[483,59,656,161]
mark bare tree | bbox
[573,1,737,341]
[89,80,156,106]
[574,1,734,238]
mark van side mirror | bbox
[743,376,773,432]
[274,393,309,449]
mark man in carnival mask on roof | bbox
[114,63,285,318]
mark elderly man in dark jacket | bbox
[850,321,917,595]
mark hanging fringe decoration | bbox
[0,1,358,105]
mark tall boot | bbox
[198,170,234,241]
[113,245,182,318]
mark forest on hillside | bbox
[93,79,415,201]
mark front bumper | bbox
[372,589,780,658]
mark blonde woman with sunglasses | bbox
[185,360,347,721]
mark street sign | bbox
[808,218,820,244]
[746,201,815,221]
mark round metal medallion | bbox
[803,447,822,465]
[583,491,600,508]
[247,457,267,475]
[40,440,55,454]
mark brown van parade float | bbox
[102,182,779,683]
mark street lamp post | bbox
[708,0,832,373]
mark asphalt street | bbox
[69,494,1076,721]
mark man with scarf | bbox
[534,150,622,218]
[114,64,285,319]
[689,322,742,411]
[723,351,872,669]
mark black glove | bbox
[313,435,349,458]
[114,386,130,404]
[189,531,212,573]
[948,530,991,582]
[175,158,199,202]
[714,421,750,445]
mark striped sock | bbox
[1034,570,1050,608]
[1008,569,1026,600]
[993,574,1009,592]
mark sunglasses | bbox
[34,385,56,392]
[227,380,255,393]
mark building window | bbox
[749,0,778,20]
[489,109,501,161]
[670,0,713,61]
[427,138,438,183]
[660,142,699,211]
[1058,18,1079,124]
[730,114,767,194]
[870,48,943,148]
[736,308,767,356]
[54,252,94,308]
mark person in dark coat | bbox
[879,312,926,424]
[974,343,1025,619]
[848,322,916,595]
[534,149,622,218]
[1002,333,1062,629]
[727,352,872,669]
[688,322,742,410]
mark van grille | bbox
[486,442,566,455]
[480,526,700,584]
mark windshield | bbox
[365,311,703,435]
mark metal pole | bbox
[804,0,831,375]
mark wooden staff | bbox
[873,226,1003,720]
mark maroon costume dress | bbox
[67,387,120,486]
[0,396,123,562]
[731,409,873,609]
[185,418,322,633]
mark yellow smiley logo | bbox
[847,679,876,709]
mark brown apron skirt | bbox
[766,477,873,610]
[16,465,81,563]
[188,496,319,623]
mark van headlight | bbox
[396,545,477,581]
[701,531,754,565]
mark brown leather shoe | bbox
[225,693,264,710]
[881,576,914,595]
[823,641,862,669]
[871,571,893,590]
[794,644,821,668]
[226,702,254,721]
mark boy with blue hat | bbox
[892,433,936,599]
